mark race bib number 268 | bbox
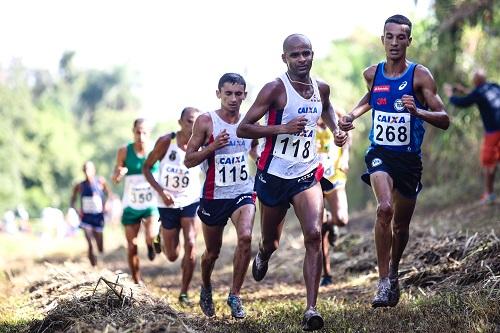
[373,110,411,146]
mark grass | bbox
[183,289,499,333]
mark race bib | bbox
[215,152,249,187]
[373,110,411,146]
[320,154,335,178]
[124,175,156,209]
[162,166,191,193]
[82,195,103,214]
[273,126,315,162]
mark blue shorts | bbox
[159,201,199,230]
[198,193,255,227]
[254,167,323,208]
[362,146,423,199]
[80,214,104,232]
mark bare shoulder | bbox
[260,78,285,96]
[316,79,331,93]
[155,133,173,146]
[414,64,435,83]
[363,65,377,82]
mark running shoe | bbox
[327,225,338,247]
[199,285,215,317]
[153,233,162,254]
[320,275,333,286]
[178,292,192,307]
[302,308,324,331]
[371,277,391,308]
[388,276,400,307]
[252,251,269,282]
[227,293,245,319]
[147,244,155,261]
[480,193,496,205]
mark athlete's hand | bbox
[443,83,453,98]
[402,94,418,116]
[160,190,174,206]
[338,114,355,131]
[113,167,128,184]
[210,130,230,151]
[282,116,307,134]
[334,130,348,147]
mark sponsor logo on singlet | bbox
[371,158,382,167]
[398,81,408,90]
[377,113,407,124]
[393,99,406,112]
[373,85,390,93]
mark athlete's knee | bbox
[334,213,349,227]
[166,252,179,262]
[203,248,220,262]
[237,232,252,249]
[127,245,138,256]
[303,228,322,248]
[376,201,393,225]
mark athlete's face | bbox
[382,23,412,61]
[133,123,150,144]
[282,43,314,77]
[216,83,247,113]
[83,162,96,178]
[179,109,200,136]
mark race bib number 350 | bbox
[373,110,411,146]
[215,152,248,186]
[273,126,315,162]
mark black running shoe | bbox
[388,276,400,307]
[327,225,338,247]
[302,308,324,331]
[153,233,162,254]
[199,286,215,317]
[320,275,333,286]
[147,244,155,261]
[371,277,391,308]
[252,251,269,282]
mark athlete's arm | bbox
[143,135,174,206]
[184,113,229,168]
[112,147,127,184]
[237,80,307,139]
[318,81,347,147]
[339,66,376,131]
[405,65,450,130]
[249,139,259,161]
[70,183,80,210]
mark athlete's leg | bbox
[142,215,157,247]
[92,229,104,254]
[200,223,224,289]
[291,182,323,310]
[180,217,197,295]
[230,204,255,295]
[484,165,496,194]
[124,223,142,283]
[259,202,288,261]
[162,226,181,262]
[325,187,349,227]
[321,224,331,277]
[83,228,96,266]
[370,171,394,278]
[390,190,416,275]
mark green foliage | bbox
[0,54,142,216]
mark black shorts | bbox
[254,167,323,208]
[198,193,255,227]
[80,214,104,232]
[158,201,199,230]
[362,146,423,199]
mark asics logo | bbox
[398,81,408,90]
[258,173,267,184]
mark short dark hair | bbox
[385,14,412,37]
[133,118,145,128]
[218,73,246,91]
[180,107,199,120]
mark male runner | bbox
[70,161,110,266]
[112,118,160,284]
[184,73,258,319]
[237,34,347,331]
[316,116,351,286]
[143,107,201,305]
[339,15,450,308]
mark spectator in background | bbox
[444,69,500,205]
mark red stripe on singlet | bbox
[257,108,279,171]
[203,135,216,199]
